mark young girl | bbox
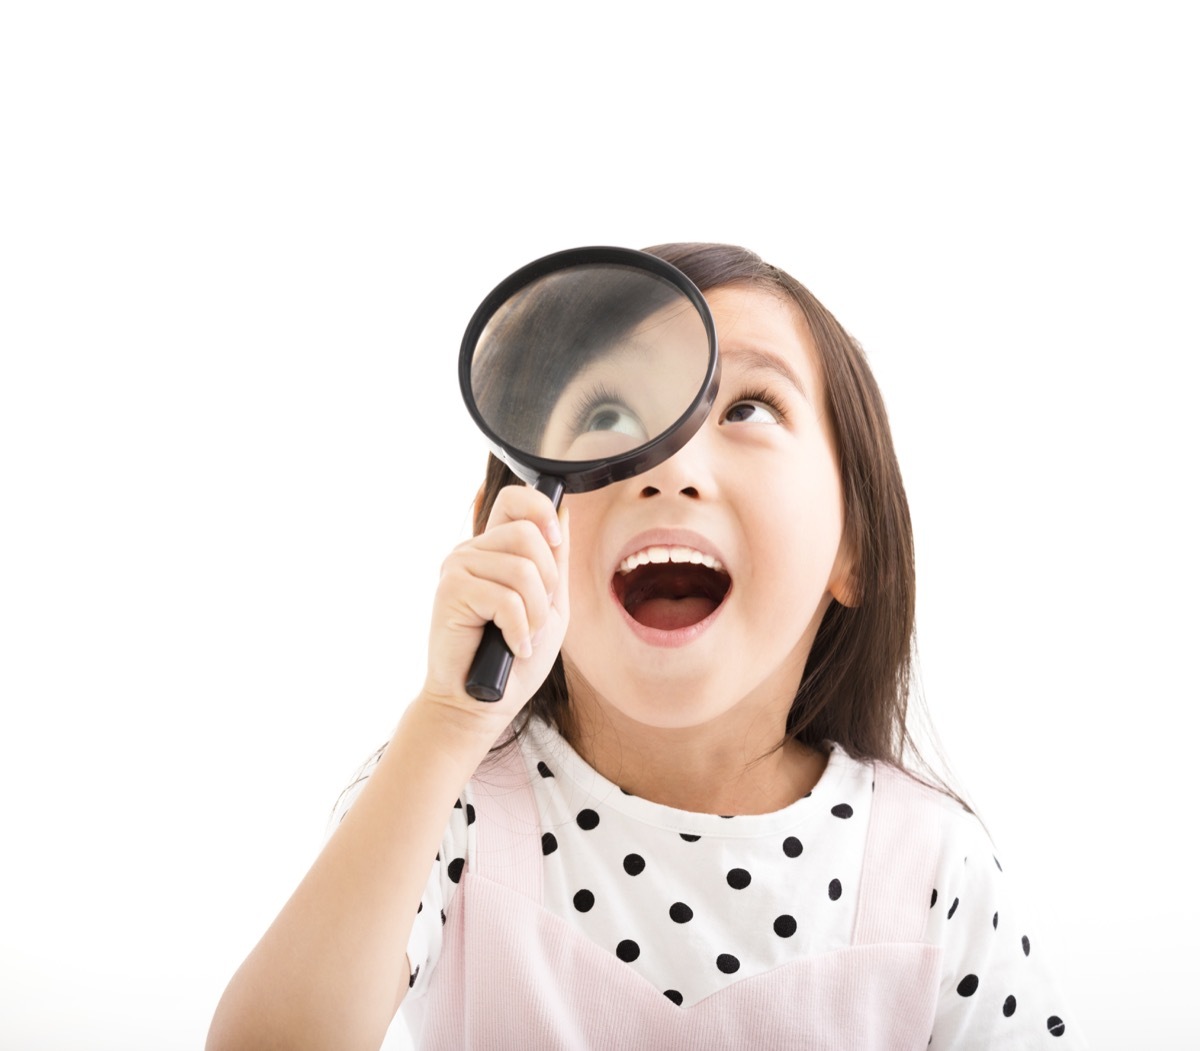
[207,243,1081,1049]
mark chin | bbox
[563,660,753,733]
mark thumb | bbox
[548,506,570,625]
[552,508,571,623]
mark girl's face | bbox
[560,284,855,733]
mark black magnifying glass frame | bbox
[458,245,721,701]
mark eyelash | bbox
[569,383,625,434]
[723,387,788,422]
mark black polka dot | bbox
[663,989,683,1006]
[783,836,803,858]
[995,855,1003,871]
[717,953,740,974]
[831,803,854,819]
[669,902,693,924]
[454,798,462,809]
[573,889,595,912]
[930,888,938,908]
[1003,995,1017,1017]
[726,868,752,890]
[957,974,979,997]
[576,809,600,831]
[623,853,646,876]
[1047,1016,1066,1037]
[537,761,554,778]
[947,897,959,919]
[417,900,423,914]
[440,909,446,926]
[408,965,420,988]
[542,832,558,856]
[680,833,701,842]
[616,939,640,962]
[465,803,476,825]
[993,911,999,929]
[447,858,465,883]
[828,878,842,901]
[774,914,797,938]
[1022,935,1031,956]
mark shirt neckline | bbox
[522,718,861,839]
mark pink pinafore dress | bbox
[403,743,944,1049]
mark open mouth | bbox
[612,546,732,632]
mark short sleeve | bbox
[400,788,475,997]
[328,756,475,999]
[926,806,1085,1048]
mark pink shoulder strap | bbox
[469,738,543,902]
[852,762,944,945]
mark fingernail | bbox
[517,637,533,659]
[546,516,563,547]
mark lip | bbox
[610,528,732,649]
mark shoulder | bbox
[850,758,1005,926]
[901,780,1085,1045]
[870,761,994,854]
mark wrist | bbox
[398,690,514,770]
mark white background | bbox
[2,3,1196,1048]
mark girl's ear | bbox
[829,535,861,608]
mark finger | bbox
[463,579,538,660]
[531,506,570,653]
[484,484,563,548]
[454,519,560,598]
[463,552,554,639]
[549,505,570,618]
[442,546,554,640]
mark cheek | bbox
[769,457,846,587]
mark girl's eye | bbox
[721,397,783,425]
[551,384,650,460]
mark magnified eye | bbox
[554,385,650,460]
[570,383,649,442]
[582,403,647,439]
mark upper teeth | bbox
[617,546,726,575]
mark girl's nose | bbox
[639,482,700,499]
[633,427,714,500]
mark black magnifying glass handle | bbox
[465,474,565,702]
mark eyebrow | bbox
[720,347,812,403]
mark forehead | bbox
[703,284,823,402]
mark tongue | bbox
[629,596,718,631]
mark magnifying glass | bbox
[459,246,720,701]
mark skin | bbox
[560,285,855,813]
[205,283,854,1051]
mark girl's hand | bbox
[420,484,570,731]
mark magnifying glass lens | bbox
[468,263,712,476]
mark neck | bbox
[561,686,827,815]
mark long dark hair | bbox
[479,243,936,774]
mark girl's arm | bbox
[205,486,568,1051]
